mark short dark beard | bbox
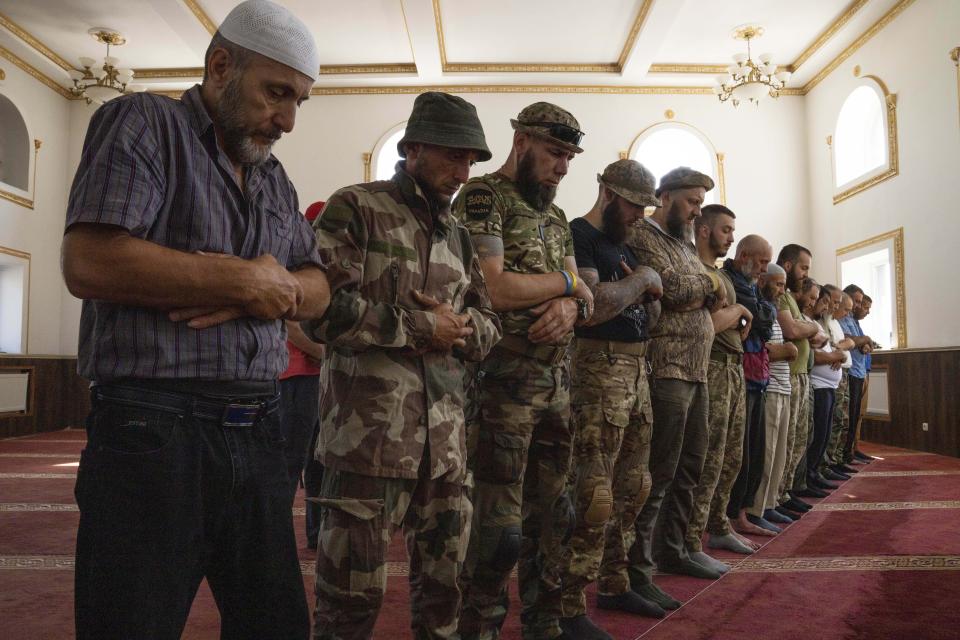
[762,282,780,302]
[409,157,450,211]
[785,267,801,292]
[216,74,280,167]
[601,200,627,245]
[709,232,728,258]
[664,201,686,240]
[515,152,556,212]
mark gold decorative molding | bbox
[802,0,917,94]
[649,63,788,75]
[618,150,628,161]
[616,0,655,70]
[320,63,417,75]
[716,152,727,205]
[952,47,959,131]
[853,65,861,77]
[432,0,653,74]
[0,10,74,71]
[134,67,203,79]
[836,227,907,348]
[0,45,74,99]
[0,139,40,211]
[664,109,675,120]
[832,75,898,205]
[362,152,372,183]
[0,67,4,81]
[311,84,722,96]
[826,135,833,147]
[789,0,870,72]
[182,0,217,36]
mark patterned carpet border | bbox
[0,473,76,479]
[855,470,960,477]
[0,453,80,458]
[733,556,960,573]
[0,503,78,512]
[814,501,960,511]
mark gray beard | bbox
[217,76,276,167]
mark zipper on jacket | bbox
[391,262,400,304]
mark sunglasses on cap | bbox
[521,121,585,147]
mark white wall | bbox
[805,0,960,349]
[0,62,72,355]
[275,91,811,255]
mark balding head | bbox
[733,234,773,282]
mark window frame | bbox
[625,121,726,207]
[362,121,407,182]
[0,93,37,210]
[830,75,899,205]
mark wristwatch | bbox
[575,297,590,322]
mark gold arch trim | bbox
[832,74,898,205]
[0,45,73,99]
[363,120,408,182]
[789,0,870,72]
[951,47,959,131]
[181,0,216,36]
[836,227,907,349]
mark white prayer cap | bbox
[767,262,786,277]
[218,0,319,80]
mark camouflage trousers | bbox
[823,370,850,469]
[312,464,470,640]
[559,343,653,617]
[778,373,811,503]
[686,357,746,551]
[458,346,573,640]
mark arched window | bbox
[364,122,406,182]
[0,94,31,193]
[831,76,898,204]
[630,123,721,205]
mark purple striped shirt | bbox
[65,85,322,382]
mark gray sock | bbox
[689,551,730,574]
[707,533,755,555]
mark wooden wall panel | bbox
[861,348,960,458]
[0,356,89,439]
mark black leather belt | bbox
[93,383,279,427]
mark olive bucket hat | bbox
[597,159,661,208]
[397,91,492,161]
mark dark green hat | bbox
[397,91,491,161]
[655,166,715,197]
[511,102,584,154]
[598,159,660,208]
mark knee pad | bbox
[483,525,521,573]
[636,469,652,507]
[583,484,613,526]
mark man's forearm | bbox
[585,274,652,326]
[485,270,566,312]
[711,304,744,333]
[290,266,330,319]
[62,225,254,308]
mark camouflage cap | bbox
[398,91,492,161]
[655,166,715,197]
[510,102,584,154]
[597,159,660,208]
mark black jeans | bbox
[845,375,865,459]
[279,374,323,543]
[74,384,310,640]
[808,388,836,481]
[727,389,766,517]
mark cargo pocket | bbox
[315,497,385,594]
[474,431,527,484]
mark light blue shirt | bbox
[840,316,867,378]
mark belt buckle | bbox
[221,401,264,427]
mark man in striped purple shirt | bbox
[61,2,328,638]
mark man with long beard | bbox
[61,2,329,637]
[623,167,725,610]
[558,160,664,639]
[454,103,595,640]
[306,91,503,639]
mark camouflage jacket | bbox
[453,171,575,343]
[626,218,716,383]
[305,165,502,480]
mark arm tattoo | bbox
[472,234,504,259]
[584,273,649,327]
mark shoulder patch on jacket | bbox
[463,186,495,220]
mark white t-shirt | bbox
[767,318,792,396]
[811,319,843,389]
[827,316,852,368]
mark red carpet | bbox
[1,432,958,639]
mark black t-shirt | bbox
[571,217,649,343]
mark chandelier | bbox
[712,25,791,107]
[68,29,135,105]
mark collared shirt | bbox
[826,316,852,368]
[840,315,868,378]
[305,164,502,480]
[626,218,716,383]
[65,85,322,382]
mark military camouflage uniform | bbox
[455,164,576,640]
[306,163,502,640]
[557,160,661,619]
[686,266,746,552]
[777,294,813,503]
[824,369,850,467]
